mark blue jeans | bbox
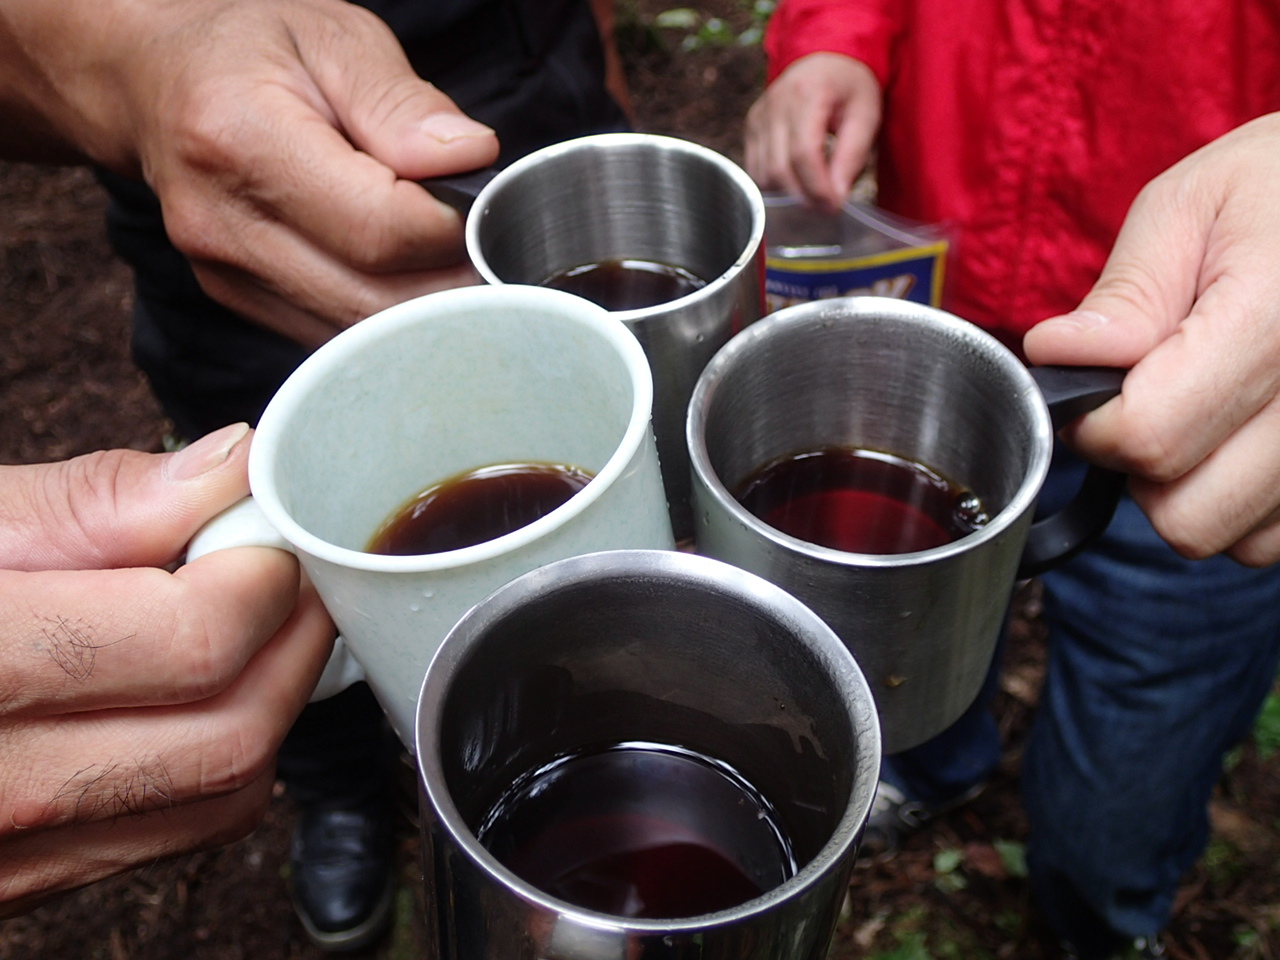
[886,461,1280,956]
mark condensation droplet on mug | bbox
[410,603,421,612]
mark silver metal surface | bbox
[687,297,1054,753]
[467,134,766,539]
[416,549,880,960]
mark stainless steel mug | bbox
[687,296,1124,754]
[464,133,767,541]
[416,549,881,960]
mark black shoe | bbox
[290,801,397,952]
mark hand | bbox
[0,424,335,915]
[744,52,882,211]
[0,0,500,347]
[1024,112,1280,566]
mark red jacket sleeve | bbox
[764,0,902,88]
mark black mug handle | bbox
[417,168,498,215]
[1017,366,1127,579]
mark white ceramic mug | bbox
[187,285,675,747]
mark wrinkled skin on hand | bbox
[744,52,881,211]
[0,425,334,916]
[1025,112,1280,566]
[0,0,501,346]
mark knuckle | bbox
[161,197,230,264]
[199,724,276,797]
[335,208,409,271]
[34,451,144,565]
[1139,480,1248,562]
[1146,507,1216,561]
[1106,417,1183,482]
[1089,256,1168,321]
[1226,534,1280,568]
[154,576,245,701]
[165,84,258,177]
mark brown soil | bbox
[1,3,1278,958]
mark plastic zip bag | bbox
[764,193,949,312]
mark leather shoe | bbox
[290,800,397,952]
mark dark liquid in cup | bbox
[477,742,795,919]
[540,258,707,311]
[735,447,989,555]
[367,462,593,556]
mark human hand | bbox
[1024,112,1280,566]
[0,424,335,916]
[0,0,500,347]
[744,53,881,211]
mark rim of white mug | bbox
[687,296,1055,569]
[248,284,656,573]
[465,132,766,320]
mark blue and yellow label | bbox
[765,241,948,313]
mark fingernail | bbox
[166,423,250,481]
[419,113,494,144]
[1040,310,1111,331]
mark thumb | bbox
[1023,178,1208,369]
[0,423,254,572]
[308,13,499,179]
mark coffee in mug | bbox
[367,462,594,556]
[734,446,990,555]
[540,258,708,312]
[476,741,795,919]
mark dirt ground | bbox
[2,3,1279,958]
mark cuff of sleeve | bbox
[763,1,897,88]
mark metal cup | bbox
[465,133,767,540]
[687,297,1124,754]
[416,549,881,960]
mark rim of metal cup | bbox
[465,132,766,320]
[686,296,1054,569]
[415,548,882,931]
[247,285,654,573]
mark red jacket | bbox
[765,0,1280,348]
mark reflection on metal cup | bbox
[688,296,1121,753]
[416,549,880,960]
[466,133,767,541]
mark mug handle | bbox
[417,167,498,215]
[1017,366,1128,579]
[185,498,366,701]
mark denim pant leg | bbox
[1024,493,1280,954]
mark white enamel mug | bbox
[187,285,675,747]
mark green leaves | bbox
[653,2,776,49]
